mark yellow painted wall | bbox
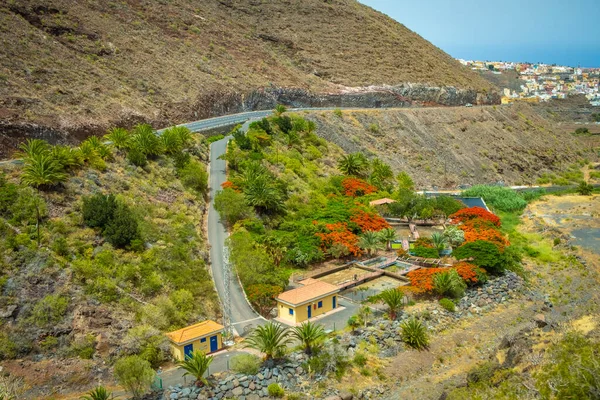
[278,293,338,324]
[170,332,223,361]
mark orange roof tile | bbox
[299,278,319,285]
[165,320,224,345]
[369,198,396,206]
[277,281,339,306]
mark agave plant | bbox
[244,321,291,360]
[80,386,113,400]
[400,317,429,350]
[291,321,326,355]
[178,350,213,386]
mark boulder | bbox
[340,390,354,400]
[534,314,547,327]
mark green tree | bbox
[378,228,398,251]
[243,174,285,214]
[50,145,84,171]
[358,230,384,257]
[214,188,253,226]
[396,171,415,190]
[244,322,291,360]
[20,153,68,189]
[369,158,394,191]
[337,153,368,177]
[179,160,209,195]
[347,316,360,333]
[82,194,118,229]
[290,321,326,355]
[177,350,213,386]
[247,284,282,317]
[453,240,507,275]
[17,139,50,159]
[103,203,140,248]
[80,386,113,400]
[377,288,404,320]
[113,355,155,399]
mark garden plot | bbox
[341,276,407,302]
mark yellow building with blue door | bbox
[166,320,224,361]
[276,279,340,325]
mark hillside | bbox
[305,104,597,188]
[0,131,217,398]
[0,0,496,152]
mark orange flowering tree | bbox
[453,262,486,286]
[406,267,449,293]
[315,222,362,257]
[450,207,501,227]
[247,284,283,316]
[341,178,377,197]
[350,209,390,232]
[460,218,509,248]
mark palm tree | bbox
[177,350,213,386]
[130,124,163,157]
[378,288,404,320]
[173,126,193,148]
[105,127,131,150]
[431,232,449,256]
[18,139,50,159]
[244,322,291,360]
[378,228,398,251]
[358,230,384,257]
[80,386,113,400]
[347,316,360,333]
[243,173,284,214]
[50,145,84,171]
[274,104,287,115]
[160,127,183,154]
[337,153,368,177]
[291,321,326,355]
[369,158,394,190]
[21,153,67,189]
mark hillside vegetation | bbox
[306,104,597,188]
[0,0,494,147]
[0,128,217,398]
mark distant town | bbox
[458,59,600,106]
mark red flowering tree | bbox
[350,209,390,232]
[450,207,500,227]
[341,178,377,197]
[315,222,361,257]
[247,284,283,316]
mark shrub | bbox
[353,352,367,367]
[439,298,456,312]
[206,134,225,144]
[51,236,69,257]
[0,332,17,360]
[103,203,140,248]
[462,185,527,212]
[82,194,118,229]
[30,294,69,327]
[411,246,439,258]
[433,269,466,298]
[68,334,96,359]
[214,188,253,226]
[268,383,285,398]
[400,318,429,350]
[230,353,261,375]
[114,355,155,399]
[576,181,594,195]
[127,146,147,167]
[453,240,507,275]
[80,386,113,400]
[179,160,209,195]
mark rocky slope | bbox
[306,103,596,188]
[0,0,496,155]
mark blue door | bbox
[183,344,193,359]
[307,305,312,319]
[333,296,337,309]
[210,335,218,352]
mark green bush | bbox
[433,270,466,299]
[400,318,429,350]
[353,352,367,367]
[576,181,594,195]
[411,246,439,258]
[267,383,285,398]
[68,334,96,359]
[127,146,148,167]
[82,194,118,229]
[439,298,456,312]
[0,175,19,217]
[462,185,527,212]
[114,355,155,399]
[333,108,343,118]
[206,134,225,144]
[178,160,209,195]
[453,240,508,275]
[52,236,69,256]
[0,332,17,359]
[103,203,140,248]
[214,188,253,226]
[29,294,69,327]
[230,353,261,375]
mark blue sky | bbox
[359,0,600,67]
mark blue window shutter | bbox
[201,337,206,343]
[318,301,323,308]
[289,308,294,315]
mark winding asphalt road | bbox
[207,119,266,337]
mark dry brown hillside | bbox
[0,0,495,145]
[306,103,597,188]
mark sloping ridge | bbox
[0,0,496,143]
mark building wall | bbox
[277,293,339,324]
[170,332,223,361]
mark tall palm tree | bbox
[369,158,394,190]
[244,322,291,360]
[378,228,398,251]
[21,153,67,189]
[80,386,113,400]
[337,153,368,177]
[291,321,326,355]
[177,350,213,386]
[358,230,384,257]
[378,288,404,320]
